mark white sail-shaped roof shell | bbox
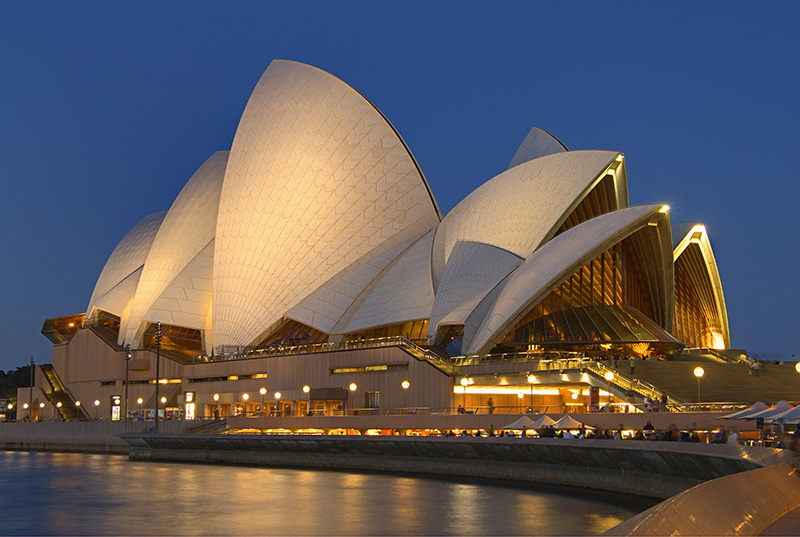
[343,229,436,334]
[431,150,622,287]
[123,151,228,346]
[427,241,522,343]
[213,60,440,348]
[287,230,423,336]
[466,204,671,355]
[86,211,166,322]
[508,126,568,169]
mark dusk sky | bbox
[1,1,797,372]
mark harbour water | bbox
[0,450,655,535]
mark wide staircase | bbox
[621,359,799,404]
[40,365,89,420]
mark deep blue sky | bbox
[1,1,798,372]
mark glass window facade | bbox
[344,320,429,345]
[493,226,679,356]
[674,242,725,348]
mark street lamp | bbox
[93,399,100,420]
[517,392,524,413]
[303,385,310,415]
[348,383,357,415]
[213,393,220,419]
[242,393,249,416]
[274,391,282,416]
[124,344,131,420]
[23,402,29,420]
[259,387,267,414]
[604,371,615,407]
[527,374,536,411]
[694,366,704,406]
[56,401,62,420]
[154,321,162,433]
[460,377,469,411]
[75,401,81,421]
[401,380,410,414]
[795,361,800,374]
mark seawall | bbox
[0,421,210,454]
[119,433,794,500]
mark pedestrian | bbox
[643,420,655,439]
[753,361,761,377]
[629,356,636,375]
[660,392,668,412]
[487,397,495,414]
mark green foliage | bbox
[0,366,33,400]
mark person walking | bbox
[629,356,637,375]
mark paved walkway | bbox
[760,505,800,535]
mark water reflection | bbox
[0,451,654,535]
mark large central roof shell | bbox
[213,60,441,348]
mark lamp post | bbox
[56,402,62,420]
[242,393,249,416]
[23,403,29,421]
[303,385,310,415]
[460,377,469,412]
[154,321,162,433]
[274,392,282,416]
[213,393,220,419]
[38,402,45,422]
[6,403,12,422]
[29,356,34,421]
[401,380,410,414]
[517,392,524,413]
[75,401,81,421]
[259,387,266,415]
[527,374,536,412]
[348,383,357,415]
[124,344,131,421]
[137,397,143,419]
[93,400,100,420]
[693,367,704,406]
[604,371,615,407]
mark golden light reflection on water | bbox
[1,451,651,536]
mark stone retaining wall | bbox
[120,434,795,499]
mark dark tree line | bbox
[0,365,34,400]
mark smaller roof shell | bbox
[465,204,672,355]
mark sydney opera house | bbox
[25,60,742,422]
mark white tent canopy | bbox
[552,415,587,430]
[529,415,557,429]
[746,400,794,420]
[767,405,800,424]
[722,401,768,419]
[499,415,538,430]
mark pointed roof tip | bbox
[508,126,569,170]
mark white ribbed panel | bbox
[431,151,618,286]
[344,230,435,334]
[286,226,429,335]
[86,211,166,320]
[466,204,664,355]
[213,60,440,347]
[131,240,214,345]
[123,152,227,344]
[90,267,142,329]
[427,241,522,343]
[508,126,568,169]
